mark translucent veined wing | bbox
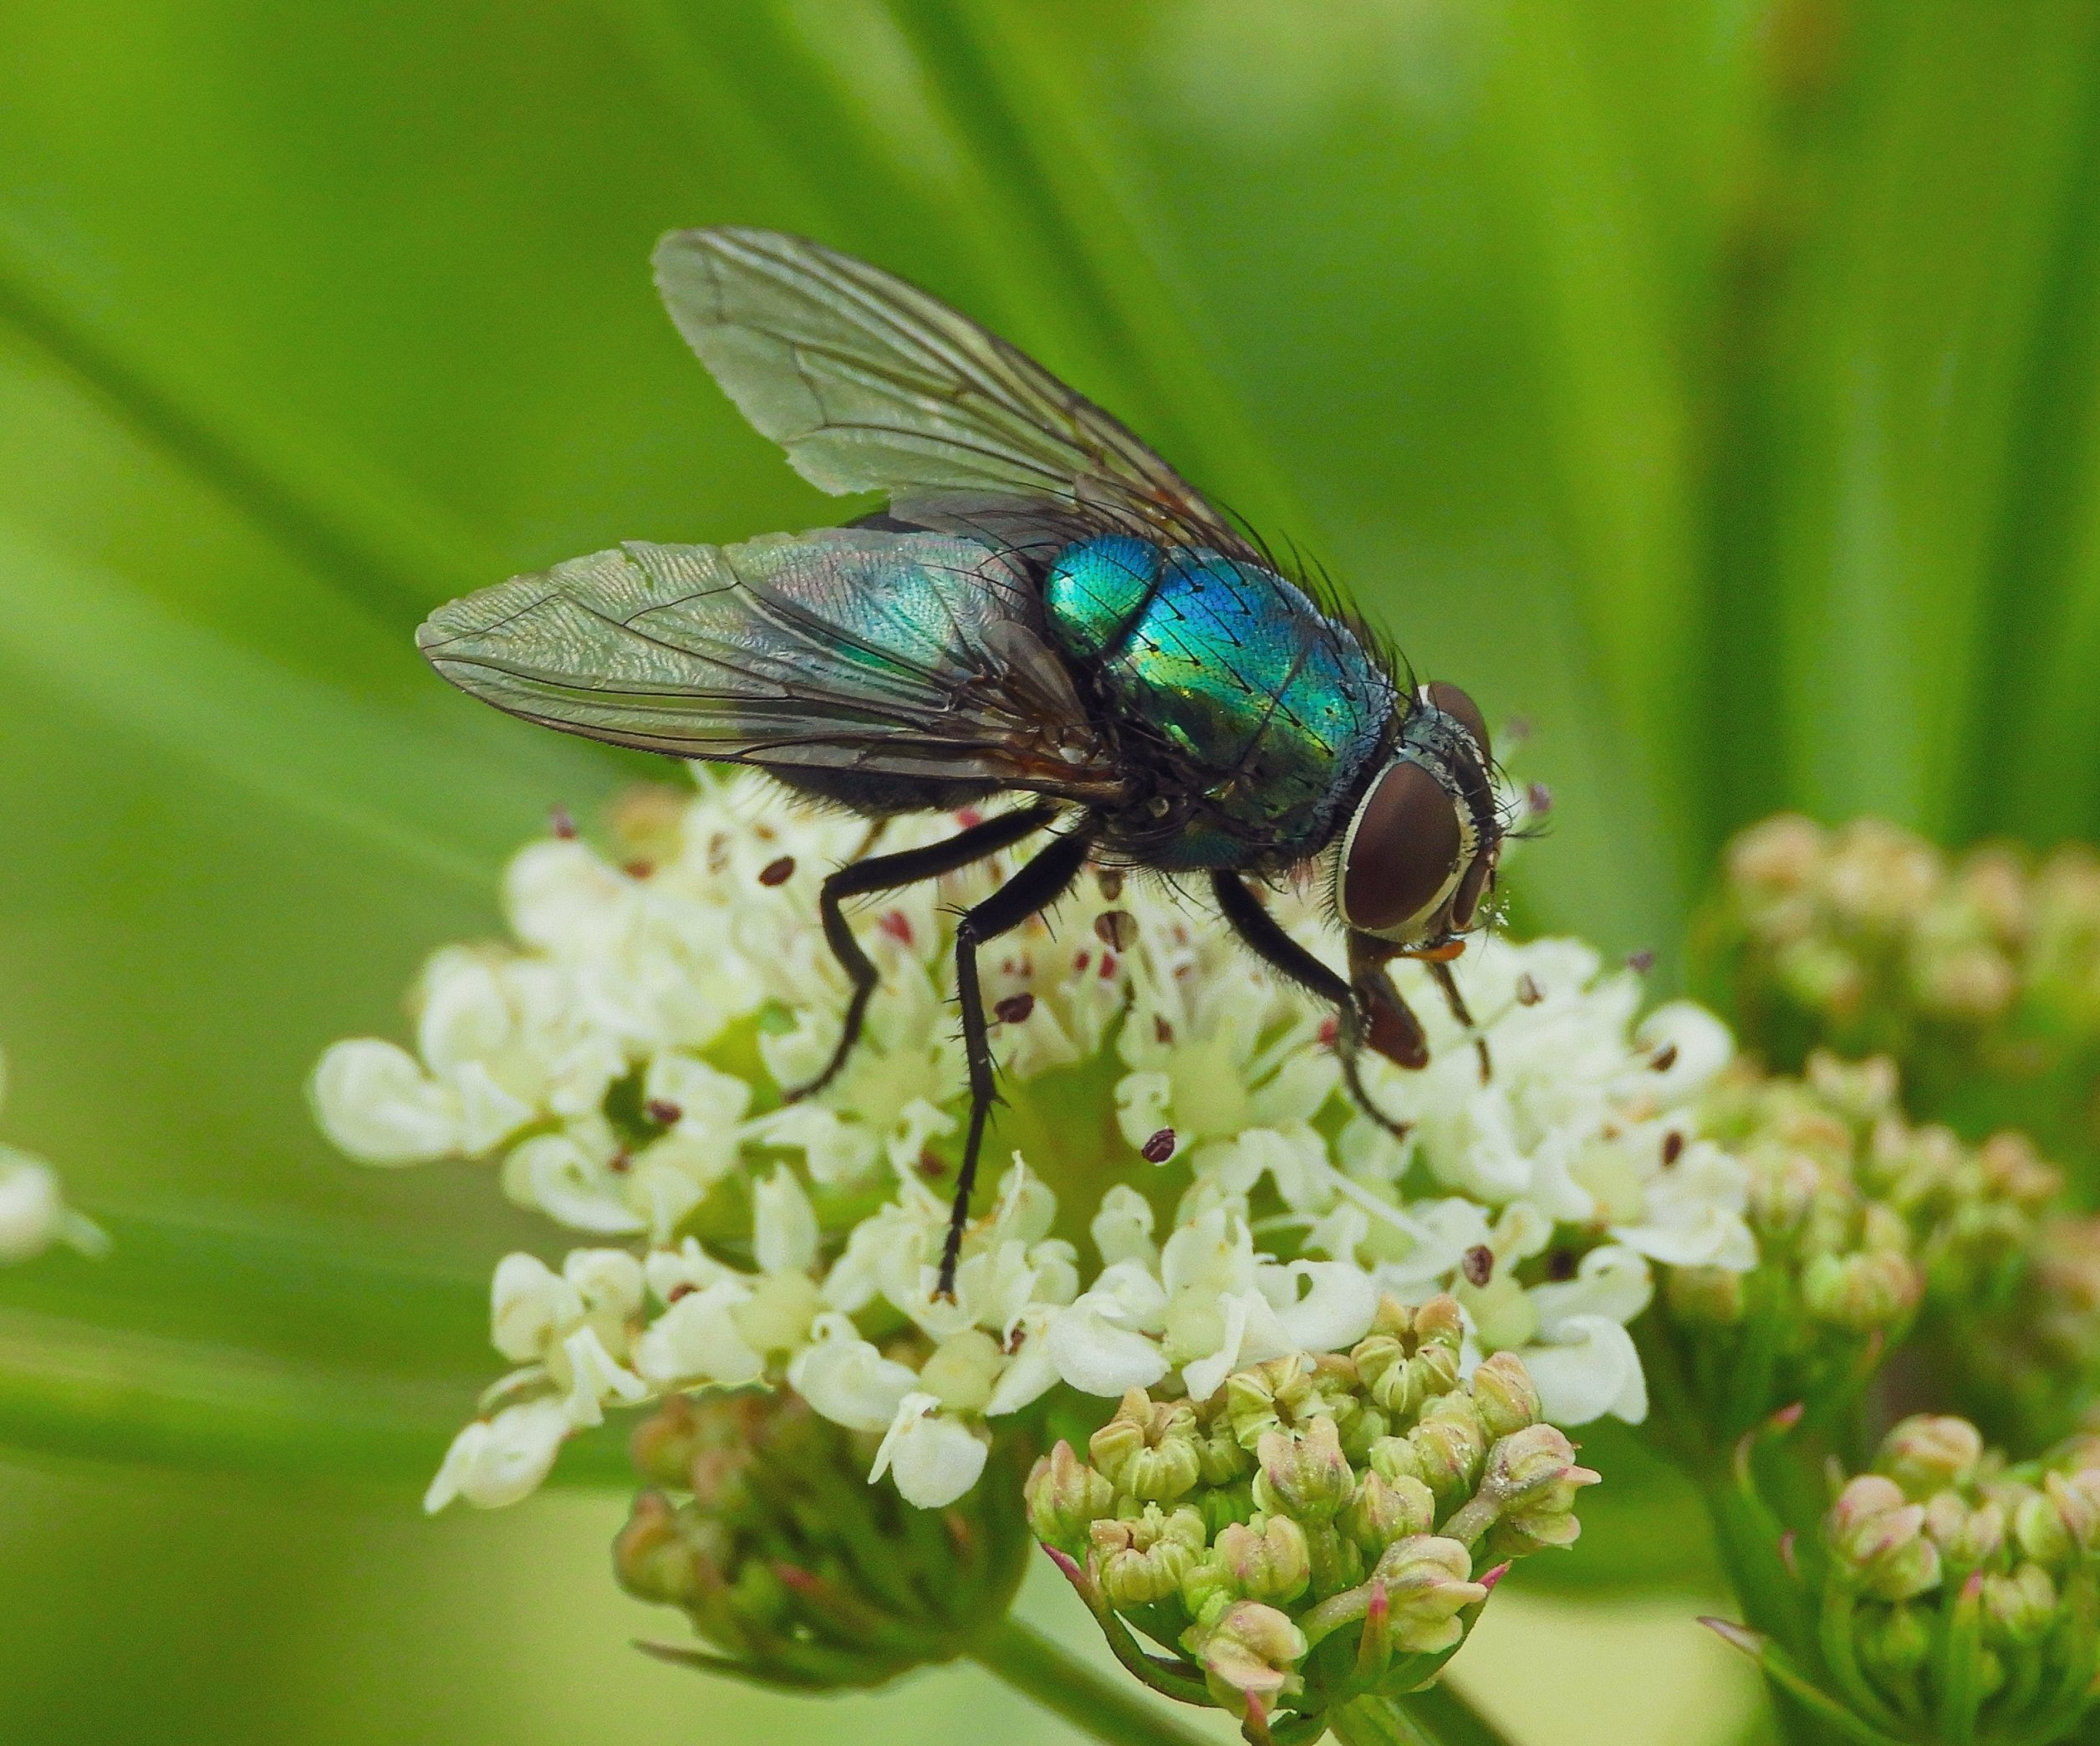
[653,227,1258,559]
[417,529,1121,796]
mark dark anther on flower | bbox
[1462,1244,1495,1286]
[757,855,796,886]
[548,804,578,840]
[955,805,984,829]
[1154,1013,1175,1045]
[1098,952,1119,980]
[1651,1042,1679,1072]
[1072,948,1092,973]
[1627,948,1655,974]
[1097,867,1125,900]
[1516,973,1543,1005]
[1142,1128,1178,1163]
[624,860,655,881]
[993,993,1036,1024]
[1547,1248,1578,1282]
[609,1150,633,1174]
[1527,780,1553,814]
[916,1149,946,1181]
[646,1099,684,1126]
[665,1282,696,1303]
[1318,1014,1339,1048]
[879,910,915,945]
[1094,908,1138,951]
[1662,1131,1685,1167]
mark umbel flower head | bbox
[1655,1050,2062,1444]
[614,1386,1032,1691]
[1699,813,2100,1161]
[308,768,1741,1516]
[1025,1296,1596,1733]
[1711,1412,2100,1745]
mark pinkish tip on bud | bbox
[1698,1617,1766,1657]
[1479,1561,1511,1591]
[1771,1401,1807,1432]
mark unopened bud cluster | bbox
[1023,1294,1596,1730]
[614,1386,1031,1689]
[1700,814,2100,1153]
[1783,1414,2100,1742]
[1663,1051,2058,1438]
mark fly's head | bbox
[1333,682,1501,957]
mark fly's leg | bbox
[939,823,1099,1297]
[1209,874,1417,1142]
[1426,957,1491,1084]
[784,802,1059,1105]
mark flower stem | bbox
[1330,1687,1521,1746]
[967,1616,1216,1746]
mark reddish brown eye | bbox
[1426,682,1491,766]
[1450,847,1494,929]
[1341,760,1460,935]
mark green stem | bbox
[1329,1687,1521,1746]
[967,1616,1216,1746]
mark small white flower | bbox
[424,1398,572,1513]
[869,1391,989,1509]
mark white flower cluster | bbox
[312,770,1752,1514]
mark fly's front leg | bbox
[784,802,1058,1104]
[1209,874,1415,1142]
[1425,956,1491,1084]
[939,822,1098,1298]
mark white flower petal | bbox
[1261,1260,1379,1353]
[788,1315,918,1432]
[1046,1299,1170,1396]
[752,1166,820,1275]
[633,1281,763,1388]
[423,1398,571,1513]
[869,1393,988,1508]
[309,1039,461,1165]
[1528,1244,1655,1335]
[1521,1315,1649,1425]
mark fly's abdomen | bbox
[1045,536,1394,867]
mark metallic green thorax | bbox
[1045,535,1396,869]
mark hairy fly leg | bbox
[785,802,1059,1105]
[940,822,1099,1297]
[1208,873,1419,1141]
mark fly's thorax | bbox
[1333,685,1500,946]
[1044,536,1398,875]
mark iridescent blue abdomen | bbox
[1044,534,1395,869]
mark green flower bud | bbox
[2012,1485,2074,1568]
[1826,1475,1941,1600]
[1182,1600,1307,1712]
[1664,1264,1747,1324]
[2018,1469,2100,1568]
[1408,1391,1489,1505]
[1253,1416,1356,1524]
[1341,1470,1435,1560]
[1470,1350,1541,1439]
[1371,1534,1491,1655]
[1181,1514,1312,1618]
[1855,1600,1931,1682]
[1802,1247,1922,1333]
[1089,1388,1203,1503]
[1981,1563,2058,1647]
[1093,1505,1208,1610]
[1923,1492,2004,1570]
[614,1489,721,1607]
[1025,1441,1116,1555]
[1878,1414,1983,1498]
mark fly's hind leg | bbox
[783,802,1059,1105]
[1209,874,1418,1143]
[938,822,1099,1297]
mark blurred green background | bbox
[0,0,2093,1738]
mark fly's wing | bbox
[653,227,1260,560]
[417,529,1121,797]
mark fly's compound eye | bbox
[1424,681,1491,765]
[1338,758,1463,939]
